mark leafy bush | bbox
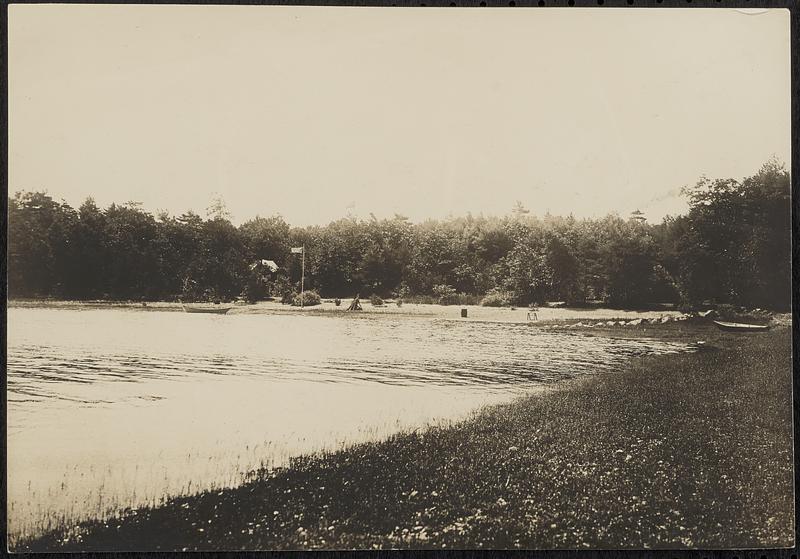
[242,271,271,303]
[370,294,384,306]
[393,282,411,300]
[272,275,296,304]
[292,290,321,307]
[713,304,769,323]
[281,292,296,305]
[455,293,481,306]
[481,288,513,307]
[403,290,478,306]
[399,294,437,305]
[432,284,459,305]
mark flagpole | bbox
[300,245,305,308]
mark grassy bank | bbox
[16,327,793,551]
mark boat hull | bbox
[713,320,769,332]
[182,306,232,314]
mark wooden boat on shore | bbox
[182,304,232,315]
[713,320,770,332]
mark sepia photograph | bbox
[5,4,794,552]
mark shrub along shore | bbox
[16,325,793,552]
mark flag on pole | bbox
[291,247,304,254]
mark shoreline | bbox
[14,325,793,551]
[10,298,787,337]
[7,298,714,326]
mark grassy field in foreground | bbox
[16,327,794,551]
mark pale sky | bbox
[8,6,791,225]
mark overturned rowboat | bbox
[182,305,232,315]
[713,320,770,332]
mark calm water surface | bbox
[7,307,691,540]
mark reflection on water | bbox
[7,307,691,541]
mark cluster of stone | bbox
[543,314,696,330]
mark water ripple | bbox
[7,311,692,405]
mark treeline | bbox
[7,160,791,310]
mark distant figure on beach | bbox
[347,294,362,311]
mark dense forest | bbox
[6,160,791,310]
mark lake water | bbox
[7,306,692,541]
